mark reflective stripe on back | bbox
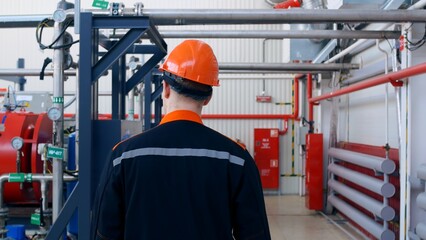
[112,147,245,167]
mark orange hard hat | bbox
[159,40,219,86]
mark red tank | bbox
[0,112,52,204]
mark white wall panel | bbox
[0,0,299,194]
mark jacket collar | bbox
[159,110,203,125]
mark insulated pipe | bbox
[328,195,395,240]
[328,163,395,198]
[219,63,359,72]
[309,62,426,103]
[52,18,65,223]
[113,30,401,39]
[328,180,395,221]
[417,192,426,210]
[418,164,426,181]
[0,69,76,77]
[329,148,396,174]
[416,222,426,239]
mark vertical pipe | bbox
[307,73,313,123]
[52,19,64,222]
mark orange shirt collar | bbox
[160,110,203,125]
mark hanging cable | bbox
[36,18,79,50]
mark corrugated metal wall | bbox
[0,0,301,194]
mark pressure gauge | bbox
[52,9,66,23]
[11,137,24,150]
[47,107,62,121]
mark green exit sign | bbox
[47,146,65,159]
[92,0,109,9]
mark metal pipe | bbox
[325,39,369,63]
[328,148,396,174]
[416,222,426,239]
[417,192,426,210]
[328,180,395,221]
[418,164,426,181]
[219,63,359,72]
[136,9,426,24]
[52,19,64,223]
[328,195,395,240]
[309,62,426,103]
[307,73,313,122]
[0,69,76,77]
[111,29,401,39]
[328,163,395,198]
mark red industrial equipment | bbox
[305,133,323,210]
[254,128,280,190]
[274,0,301,9]
[0,112,52,204]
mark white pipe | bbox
[329,180,395,221]
[328,195,395,240]
[328,148,396,174]
[325,39,369,63]
[416,222,426,239]
[416,192,426,210]
[328,164,395,197]
[418,164,426,181]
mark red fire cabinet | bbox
[254,128,280,190]
[305,133,323,210]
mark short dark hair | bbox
[163,73,212,101]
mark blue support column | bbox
[47,13,167,239]
[77,12,94,239]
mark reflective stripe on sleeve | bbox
[112,147,245,167]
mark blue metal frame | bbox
[46,13,167,239]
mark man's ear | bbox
[203,94,212,106]
[162,81,171,99]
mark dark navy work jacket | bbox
[91,110,271,240]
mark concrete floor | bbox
[265,195,365,240]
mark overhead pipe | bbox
[111,29,401,40]
[329,180,395,221]
[328,163,395,198]
[0,69,76,77]
[328,195,395,240]
[219,63,359,72]
[329,147,396,174]
[309,62,426,103]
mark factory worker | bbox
[91,40,271,240]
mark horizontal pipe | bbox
[0,69,76,77]
[417,192,426,210]
[328,180,395,221]
[2,9,425,28]
[111,30,401,39]
[328,163,395,198]
[140,9,426,24]
[201,114,295,120]
[328,195,395,240]
[309,62,426,103]
[418,164,426,181]
[329,148,396,174]
[416,222,426,239]
[219,63,359,72]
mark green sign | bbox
[52,97,64,104]
[47,146,65,159]
[8,173,32,183]
[92,0,109,9]
[31,213,41,225]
